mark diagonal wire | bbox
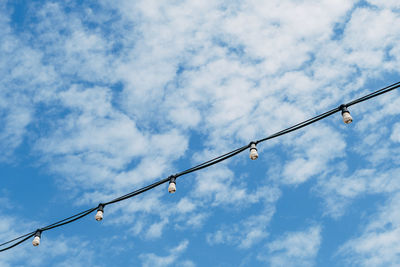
[0,81,399,252]
[41,207,99,231]
[0,231,36,247]
[0,233,36,252]
[346,81,400,107]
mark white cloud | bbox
[316,167,400,218]
[193,164,281,208]
[341,7,400,72]
[277,125,346,185]
[145,218,169,239]
[34,84,189,194]
[258,225,322,267]
[367,0,400,10]
[176,198,196,214]
[207,212,272,249]
[0,4,58,162]
[139,240,192,267]
[390,123,400,142]
[338,193,400,266]
[206,202,278,249]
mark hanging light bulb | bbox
[95,204,104,221]
[32,230,42,247]
[249,142,258,160]
[168,176,176,193]
[341,105,353,124]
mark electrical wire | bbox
[346,81,400,107]
[176,144,250,176]
[0,233,36,252]
[1,81,399,252]
[42,207,98,231]
[256,108,340,144]
[41,207,98,231]
[0,231,35,247]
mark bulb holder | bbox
[249,142,258,160]
[32,230,42,247]
[95,204,104,221]
[168,176,176,194]
[340,105,353,124]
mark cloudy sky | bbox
[1,0,400,266]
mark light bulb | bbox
[95,210,103,221]
[168,182,176,193]
[168,176,176,193]
[342,112,352,124]
[95,204,104,221]
[249,143,258,160]
[32,236,40,246]
[32,231,41,247]
[341,106,353,124]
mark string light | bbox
[249,142,258,160]
[168,176,176,193]
[0,81,399,252]
[95,204,104,221]
[340,105,353,124]
[32,230,41,247]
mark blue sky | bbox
[1,0,400,266]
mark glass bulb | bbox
[250,148,258,160]
[342,112,353,124]
[168,182,176,193]
[95,210,103,221]
[32,236,40,246]
[249,143,258,160]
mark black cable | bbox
[42,207,98,231]
[105,177,171,205]
[177,144,250,175]
[176,144,250,176]
[0,231,35,247]
[346,81,400,107]
[0,233,36,252]
[256,108,340,144]
[1,81,399,252]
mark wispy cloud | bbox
[338,193,400,266]
[258,225,322,267]
[139,239,193,267]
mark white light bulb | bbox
[32,236,40,246]
[342,111,353,124]
[249,143,258,160]
[168,182,176,193]
[95,210,103,221]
